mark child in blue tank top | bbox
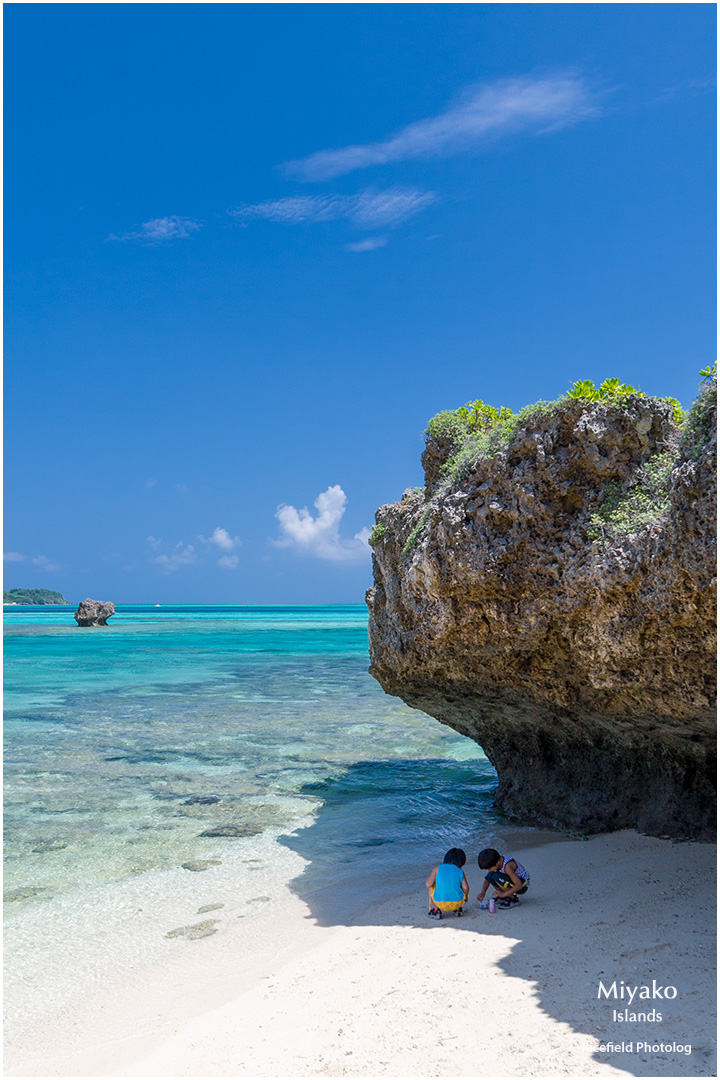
[425,848,469,919]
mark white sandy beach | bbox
[4,830,715,1079]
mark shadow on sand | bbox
[279,759,716,1078]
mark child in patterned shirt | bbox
[476,848,530,908]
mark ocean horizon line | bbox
[4,600,369,608]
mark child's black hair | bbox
[478,848,501,870]
[443,848,466,867]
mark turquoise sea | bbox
[4,604,504,1044]
[4,605,503,905]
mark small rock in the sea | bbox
[197,903,225,914]
[165,919,219,940]
[74,598,115,627]
[31,841,68,853]
[183,796,221,806]
[181,859,222,872]
[199,824,262,838]
[246,896,271,904]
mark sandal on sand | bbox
[498,897,519,908]
[428,908,442,919]
[455,909,463,917]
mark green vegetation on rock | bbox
[424,378,687,490]
[565,377,643,401]
[587,449,677,543]
[680,376,717,462]
[370,374,716,840]
[368,523,389,547]
[401,506,433,561]
[3,588,69,605]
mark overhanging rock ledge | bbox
[367,388,717,839]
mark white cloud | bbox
[345,236,387,253]
[32,555,61,572]
[217,554,239,570]
[3,551,26,562]
[351,190,435,227]
[145,479,158,488]
[150,541,198,575]
[231,186,435,230]
[285,74,598,180]
[198,527,241,552]
[232,195,345,224]
[274,485,371,562]
[110,216,201,244]
[149,530,242,573]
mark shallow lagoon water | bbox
[4,604,505,1042]
[4,605,501,907]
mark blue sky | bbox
[4,4,716,604]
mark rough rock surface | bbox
[367,390,717,839]
[74,598,115,626]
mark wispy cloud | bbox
[345,236,388,253]
[275,485,370,562]
[148,530,241,572]
[351,189,436,227]
[285,74,599,181]
[4,551,61,571]
[217,554,239,570]
[231,187,436,230]
[110,216,202,244]
[32,554,61,572]
[232,195,344,224]
[198,527,242,567]
[148,538,199,574]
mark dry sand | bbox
[5,831,716,1079]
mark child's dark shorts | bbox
[485,870,528,895]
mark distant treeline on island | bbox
[3,588,69,605]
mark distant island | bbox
[3,588,69,605]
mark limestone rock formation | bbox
[74,598,115,626]
[367,386,717,839]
